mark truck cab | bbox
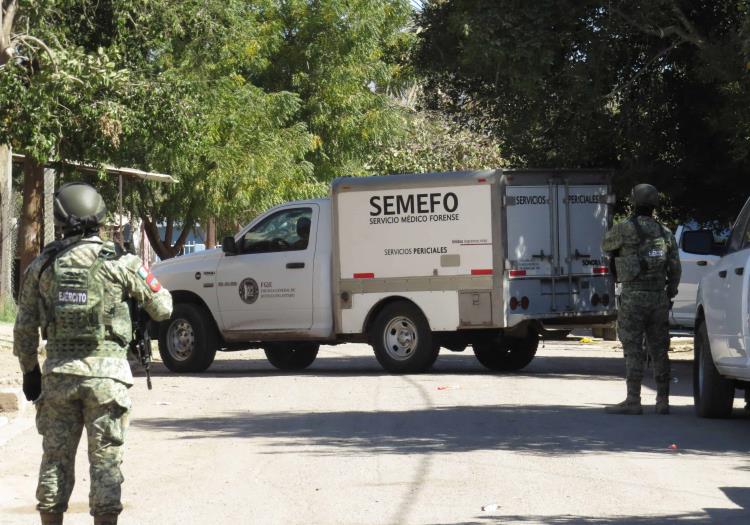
[687,197,750,417]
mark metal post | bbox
[0,145,12,302]
[43,167,55,246]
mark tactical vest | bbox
[42,241,130,359]
[614,217,669,288]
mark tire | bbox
[158,303,218,373]
[264,343,319,370]
[694,320,734,418]
[369,301,439,373]
[473,330,539,371]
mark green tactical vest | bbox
[614,217,669,288]
[43,240,131,359]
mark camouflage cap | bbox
[631,184,659,208]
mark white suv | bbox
[686,197,750,417]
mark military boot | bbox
[93,514,118,525]
[656,383,670,415]
[40,512,63,525]
[605,380,643,415]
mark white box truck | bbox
[152,170,616,373]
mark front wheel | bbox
[694,320,734,418]
[369,301,439,373]
[158,303,218,373]
[264,343,319,370]
[473,330,538,371]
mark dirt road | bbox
[1,339,749,524]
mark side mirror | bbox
[681,230,714,255]
[222,236,237,255]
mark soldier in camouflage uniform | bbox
[14,182,173,525]
[602,183,681,415]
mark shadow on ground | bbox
[432,487,750,524]
[135,398,750,457]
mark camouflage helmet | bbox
[53,182,107,231]
[631,183,659,208]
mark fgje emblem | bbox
[239,278,259,305]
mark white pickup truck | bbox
[670,225,722,331]
[152,170,616,374]
[686,196,750,417]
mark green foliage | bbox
[1,1,416,255]
[416,1,750,222]
[367,108,504,174]
[253,0,414,182]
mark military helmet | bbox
[631,183,659,208]
[53,182,107,231]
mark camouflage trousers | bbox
[35,373,131,515]
[617,290,671,388]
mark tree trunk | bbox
[142,216,195,260]
[18,157,44,280]
[0,145,12,302]
[206,217,216,248]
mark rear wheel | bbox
[158,303,218,373]
[694,320,734,418]
[369,301,439,373]
[264,343,319,370]
[473,330,539,371]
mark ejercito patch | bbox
[58,289,88,305]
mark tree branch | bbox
[611,6,704,48]
[607,41,681,99]
[2,0,18,45]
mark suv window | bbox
[727,198,750,253]
[241,208,312,254]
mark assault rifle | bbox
[129,305,154,390]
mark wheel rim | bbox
[166,318,195,362]
[383,316,418,361]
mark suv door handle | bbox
[696,260,707,266]
[719,270,727,278]
[286,262,305,269]
[735,267,744,276]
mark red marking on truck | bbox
[353,273,375,279]
[592,266,609,274]
[509,270,527,277]
[471,269,493,275]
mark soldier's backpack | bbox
[41,240,118,345]
[614,216,668,282]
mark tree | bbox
[367,105,504,174]
[415,1,750,223]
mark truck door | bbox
[703,200,750,367]
[505,185,556,276]
[557,183,610,275]
[215,205,318,332]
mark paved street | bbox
[2,339,750,524]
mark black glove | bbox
[22,365,42,401]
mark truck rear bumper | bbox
[508,311,617,329]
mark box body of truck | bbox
[332,170,615,334]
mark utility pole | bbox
[0,145,12,302]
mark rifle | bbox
[129,304,153,390]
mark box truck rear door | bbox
[505,185,556,277]
[558,184,610,276]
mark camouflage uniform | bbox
[602,215,681,413]
[14,234,172,519]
